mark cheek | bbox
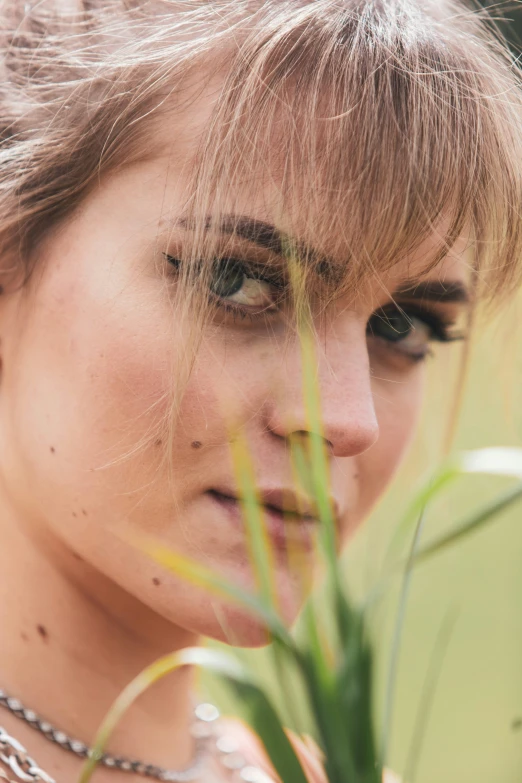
[3,261,180,535]
[355,369,425,517]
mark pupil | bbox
[210,259,245,298]
[374,309,412,342]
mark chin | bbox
[203,603,300,648]
[171,584,307,648]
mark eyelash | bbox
[370,303,458,342]
[164,253,464,351]
[367,303,464,365]
[164,253,285,320]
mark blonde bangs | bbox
[0,0,521,310]
[185,0,522,306]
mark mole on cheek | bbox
[152,578,161,586]
[50,446,56,454]
[191,441,203,450]
[37,625,49,642]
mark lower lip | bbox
[207,491,318,553]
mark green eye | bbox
[367,304,454,362]
[370,309,416,343]
[209,258,278,312]
[209,259,245,298]
[164,253,282,316]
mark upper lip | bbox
[209,485,340,525]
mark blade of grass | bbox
[293,296,351,650]
[380,511,426,767]
[383,464,459,568]
[403,609,458,783]
[292,317,363,778]
[269,638,309,737]
[288,435,320,596]
[231,429,309,736]
[384,447,522,569]
[287,253,380,781]
[140,536,323,751]
[413,479,522,565]
[299,326,338,566]
[285,251,337,569]
[79,647,310,783]
[139,538,296,650]
[299,599,358,783]
[230,431,278,610]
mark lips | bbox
[206,485,340,552]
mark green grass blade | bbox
[230,432,278,610]
[413,479,522,565]
[385,447,522,570]
[383,464,459,568]
[285,253,380,781]
[299,600,358,783]
[139,539,296,650]
[380,511,426,767]
[403,609,458,783]
[299,326,338,566]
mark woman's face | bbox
[0,145,469,645]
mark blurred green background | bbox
[205,6,522,782]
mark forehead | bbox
[125,61,475,306]
[380,229,472,292]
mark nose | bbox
[265,323,379,459]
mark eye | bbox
[209,258,279,311]
[164,253,283,317]
[367,304,454,361]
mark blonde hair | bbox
[0,0,521,298]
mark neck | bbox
[0,497,201,780]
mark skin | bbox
[0,111,470,780]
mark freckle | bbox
[37,624,48,641]
[353,473,359,480]
[155,439,162,447]
[191,441,203,450]
[21,632,28,642]
[81,509,87,516]
[152,577,161,586]
[72,552,84,562]
[50,446,55,454]
[72,512,77,518]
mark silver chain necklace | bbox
[0,690,274,783]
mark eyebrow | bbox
[220,216,288,256]
[185,214,337,275]
[177,214,471,302]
